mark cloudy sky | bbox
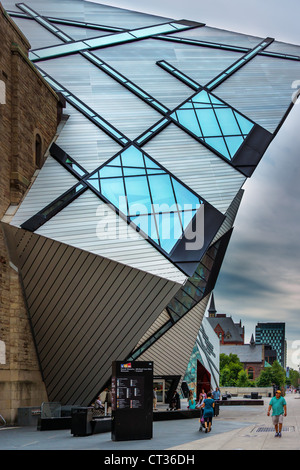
[89,0,300,369]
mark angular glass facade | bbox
[86,145,202,254]
[3,0,298,405]
[171,90,254,161]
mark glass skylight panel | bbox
[130,23,179,38]
[85,145,202,254]
[157,60,201,90]
[171,90,254,161]
[29,21,191,61]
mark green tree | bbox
[256,360,286,388]
[271,360,286,388]
[256,367,273,387]
[236,369,251,387]
[288,368,300,388]
[219,353,243,386]
[220,367,232,387]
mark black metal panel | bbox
[171,203,225,276]
[233,125,273,176]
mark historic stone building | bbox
[0,2,63,423]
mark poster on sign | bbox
[111,361,153,441]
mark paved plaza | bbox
[0,394,299,452]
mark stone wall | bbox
[0,3,61,424]
[219,387,273,397]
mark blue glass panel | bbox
[192,90,210,105]
[130,214,159,243]
[109,155,121,166]
[179,102,194,110]
[71,164,86,177]
[99,166,122,178]
[144,156,160,169]
[87,177,100,192]
[180,209,197,229]
[84,32,132,47]
[168,298,188,316]
[175,291,194,309]
[196,108,222,137]
[157,212,182,253]
[209,94,226,107]
[172,109,202,137]
[214,108,241,135]
[182,281,203,301]
[131,23,177,38]
[101,177,127,213]
[123,167,146,176]
[233,112,254,135]
[121,146,144,168]
[147,169,166,175]
[225,136,244,156]
[148,174,176,207]
[125,176,152,214]
[172,179,200,211]
[204,137,231,160]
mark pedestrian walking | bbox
[267,390,287,437]
[212,387,220,400]
[201,391,215,433]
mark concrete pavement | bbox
[169,393,300,451]
[0,393,299,451]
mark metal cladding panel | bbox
[37,54,162,140]
[7,0,172,27]
[211,188,244,244]
[2,223,181,406]
[92,39,245,107]
[134,309,172,349]
[11,16,64,48]
[55,106,122,174]
[143,124,246,214]
[137,295,210,381]
[31,190,187,284]
[168,25,264,48]
[214,54,300,133]
[11,156,79,227]
[196,315,220,390]
[265,40,300,56]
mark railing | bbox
[41,402,61,418]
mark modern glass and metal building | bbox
[1,0,299,406]
[182,316,220,398]
[255,323,286,368]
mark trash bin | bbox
[251,392,258,399]
[222,395,227,400]
[71,407,93,436]
[214,402,220,416]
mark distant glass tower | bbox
[255,323,286,368]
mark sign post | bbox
[111,361,153,441]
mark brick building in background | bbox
[207,293,244,345]
[0,3,64,423]
[207,294,277,381]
